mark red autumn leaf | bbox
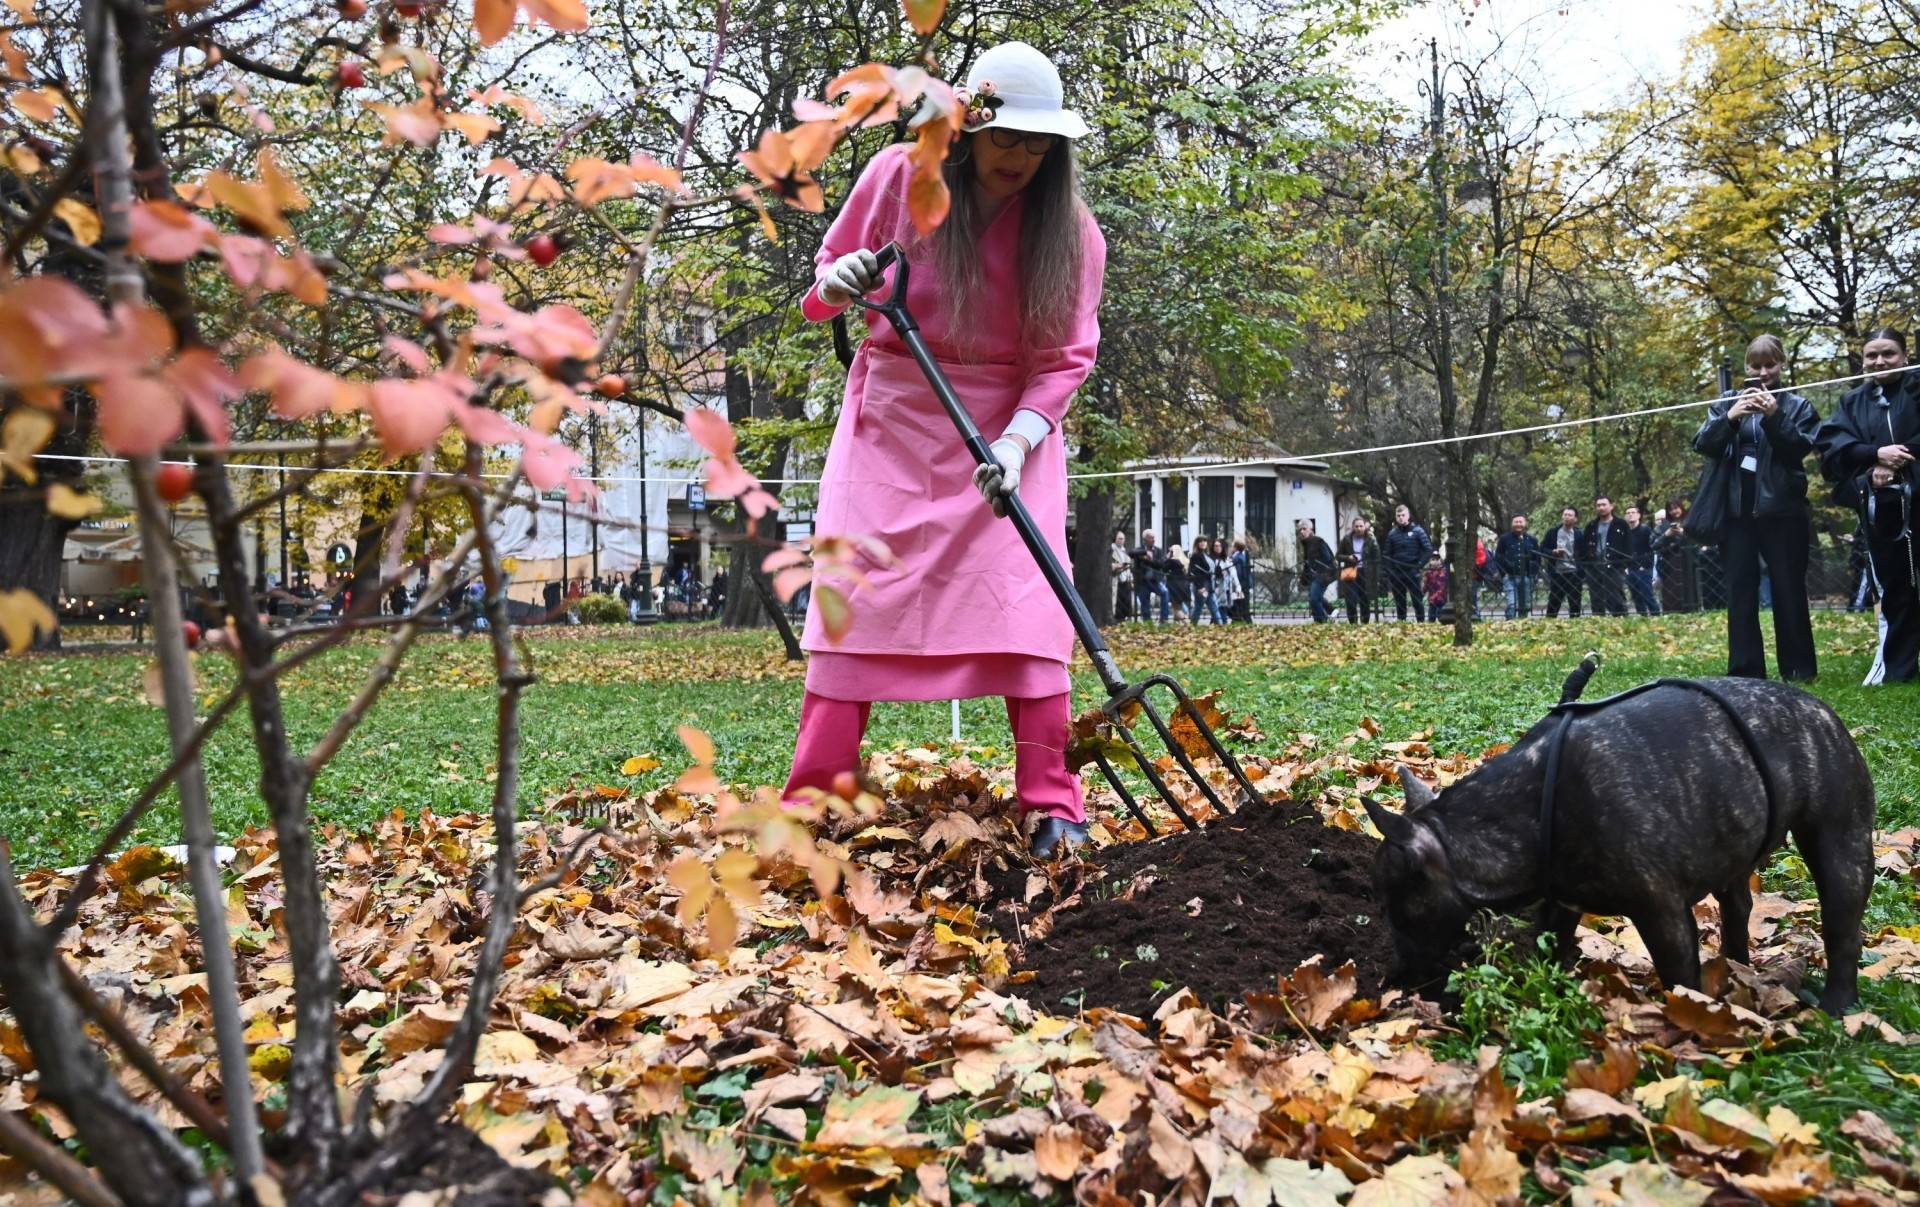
[683,407,736,458]
[367,377,457,455]
[451,402,520,446]
[760,546,808,573]
[825,63,902,128]
[161,347,239,447]
[736,129,825,212]
[472,0,515,43]
[241,348,361,420]
[382,335,433,375]
[772,565,811,602]
[521,427,589,497]
[92,372,185,456]
[128,200,219,262]
[504,304,599,366]
[0,276,115,402]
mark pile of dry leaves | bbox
[2,718,1917,1205]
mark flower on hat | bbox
[956,80,1001,131]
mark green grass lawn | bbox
[4,609,1917,1151]
[2,611,1914,866]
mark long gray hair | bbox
[927,132,1087,353]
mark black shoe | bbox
[1029,817,1090,859]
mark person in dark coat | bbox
[1694,333,1821,682]
[1230,540,1253,623]
[1622,504,1661,616]
[542,578,564,624]
[1381,504,1434,621]
[1337,517,1380,624]
[1654,497,1700,614]
[1541,507,1587,618]
[1582,496,1630,616]
[1130,530,1170,622]
[1296,519,1335,623]
[1493,514,1540,619]
[1818,326,1918,683]
[1847,523,1877,613]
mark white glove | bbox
[817,248,882,307]
[973,437,1026,518]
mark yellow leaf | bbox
[1033,1122,1083,1181]
[0,588,55,653]
[812,583,852,641]
[621,754,661,775]
[249,1043,291,1081]
[3,0,33,20]
[12,87,58,123]
[6,144,40,174]
[473,0,514,43]
[45,482,100,519]
[1,407,55,483]
[901,0,945,35]
[52,198,99,246]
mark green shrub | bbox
[1435,934,1606,1097]
[574,593,627,624]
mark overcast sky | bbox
[1358,0,1709,122]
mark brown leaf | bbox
[1566,1040,1639,1095]
[1455,1125,1524,1205]
[1839,1109,1906,1156]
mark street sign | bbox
[327,542,351,568]
[687,484,706,511]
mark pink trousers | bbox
[783,691,1086,823]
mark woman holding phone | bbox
[1692,334,1822,681]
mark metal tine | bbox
[1111,714,1201,831]
[1133,691,1235,821]
[1146,674,1265,808]
[1091,749,1159,838]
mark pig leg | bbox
[1635,906,1702,993]
[1795,820,1871,1012]
[1716,879,1753,967]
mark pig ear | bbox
[1397,764,1437,812]
[1362,796,1415,845]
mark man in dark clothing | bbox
[1583,496,1630,616]
[1622,505,1661,616]
[1493,514,1540,619]
[1296,519,1335,623]
[1231,540,1253,623]
[542,578,564,623]
[1818,327,1919,683]
[1382,504,1434,621]
[1131,530,1171,623]
[1542,507,1586,618]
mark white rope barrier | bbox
[30,363,1901,489]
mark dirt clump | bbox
[1001,803,1397,1021]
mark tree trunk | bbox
[0,488,76,649]
[1073,484,1114,627]
[1446,448,1476,648]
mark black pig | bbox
[1362,677,1873,1012]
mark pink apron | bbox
[803,344,1072,666]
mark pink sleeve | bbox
[1015,212,1107,425]
[798,144,911,323]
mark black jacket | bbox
[1189,550,1216,589]
[1583,516,1631,569]
[1336,533,1381,596]
[1493,531,1540,576]
[1693,387,1820,520]
[1817,375,1919,509]
[1382,522,1434,572]
[1540,524,1587,574]
[1298,535,1335,585]
[1624,523,1655,571]
[1130,543,1168,586]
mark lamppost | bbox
[633,406,658,623]
[588,412,600,585]
[1560,325,1602,498]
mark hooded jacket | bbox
[1817,374,1919,510]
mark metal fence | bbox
[1112,544,1875,625]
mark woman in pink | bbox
[783,42,1107,858]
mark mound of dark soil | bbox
[1004,804,1396,1021]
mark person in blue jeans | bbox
[1493,514,1539,619]
[1622,504,1662,616]
[1130,530,1171,622]
[1296,518,1335,623]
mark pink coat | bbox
[799,144,1107,701]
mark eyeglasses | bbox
[986,127,1058,156]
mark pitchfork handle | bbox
[851,243,1127,696]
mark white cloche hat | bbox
[963,42,1089,140]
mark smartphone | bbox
[1743,376,1762,391]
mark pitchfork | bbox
[831,242,1263,836]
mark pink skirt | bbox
[806,651,1070,702]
